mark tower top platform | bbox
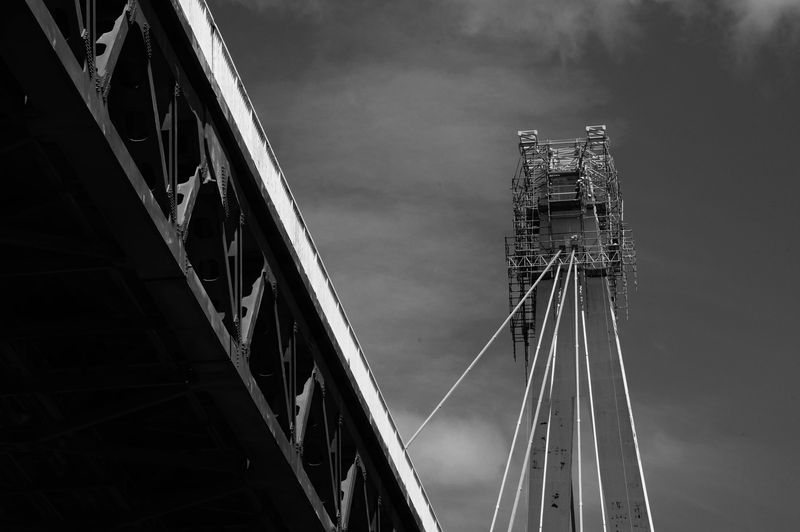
[506,125,637,358]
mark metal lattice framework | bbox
[0,1,440,530]
[506,126,636,365]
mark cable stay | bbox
[405,250,563,449]
[537,327,560,532]
[505,252,576,532]
[491,255,648,532]
[574,252,583,532]
[605,279,656,532]
[488,258,565,532]
[600,277,634,522]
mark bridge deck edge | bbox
[169,1,442,531]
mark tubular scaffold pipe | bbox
[405,250,563,449]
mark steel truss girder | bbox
[1,1,415,530]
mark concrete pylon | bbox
[506,127,651,532]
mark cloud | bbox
[218,0,800,63]
[449,0,642,60]
[722,0,800,53]
[219,0,326,16]
[449,0,800,59]
[394,410,507,488]
[726,0,800,33]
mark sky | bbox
[204,1,800,530]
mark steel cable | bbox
[405,250,563,449]
[605,280,655,532]
[488,261,564,532]
[505,251,575,531]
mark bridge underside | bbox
[0,1,428,530]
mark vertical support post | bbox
[168,84,178,223]
[88,0,96,77]
[294,367,316,450]
[273,293,292,436]
[340,456,359,530]
[235,218,243,338]
[147,65,169,198]
[321,393,339,518]
[290,322,297,441]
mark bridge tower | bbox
[505,126,653,531]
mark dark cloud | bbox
[220,0,800,59]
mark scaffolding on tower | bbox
[505,125,637,367]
